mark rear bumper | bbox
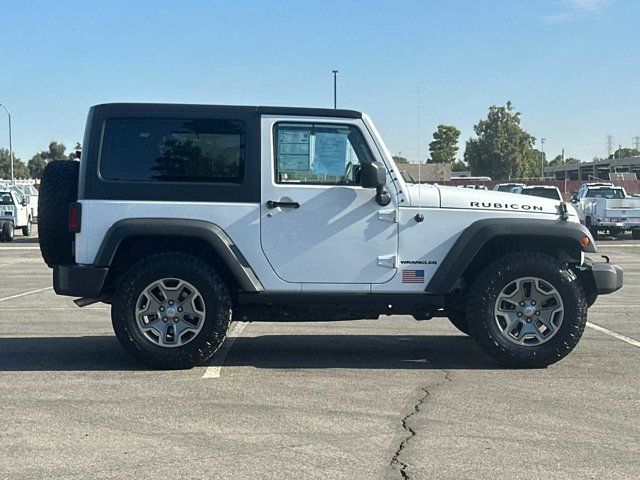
[589,260,623,294]
[53,264,108,298]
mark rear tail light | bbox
[69,202,81,233]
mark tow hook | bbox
[602,255,610,263]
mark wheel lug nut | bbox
[174,318,179,323]
[159,307,164,312]
[168,300,174,306]
[519,301,525,306]
[535,311,540,316]
[526,319,532,323]
[531,300,536,306]
[517,312,522,317]
[162,317,168,322]
[177,307,183,312]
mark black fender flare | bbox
[94,218,263,292]
[425,218,596,295]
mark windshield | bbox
[0,193,13,205]
[497,185,519,192]
[521,188,561,200]
[585,188,625,199]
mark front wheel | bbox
[111,252,232,369]
[1,222,14,242]
[467,252,587,368]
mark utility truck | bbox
[38,103,623,369]
[0,189,33,241]
[572,183,640,238]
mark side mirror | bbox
[570,193,578,202]
[361,161,387,188]
[21,201,27,207]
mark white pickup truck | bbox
[572,183,640,238]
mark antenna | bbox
[415,86,424,222]
[606,134,614,157]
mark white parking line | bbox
[586,322,640,348]
[0,246,41,250]
[599,244,640,248]
[202,321,250,378]
[0,286,53,303]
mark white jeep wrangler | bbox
[38,103,623,369]
[0,189,33,241]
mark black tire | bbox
[585,217,597,238]
[447,305,470,336]
[1,222,14,242]
[22,218,32,237]
[467,251,587,368]
[111,252,232,369]
[38,160,79,267]
[632,229,640,240]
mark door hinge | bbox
[378,209,397,223]
[377,254,396,268]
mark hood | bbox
[436,185,570,216]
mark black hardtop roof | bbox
[90,102,363,119]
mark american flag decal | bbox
[402,269,425,283]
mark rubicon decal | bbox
[470,201,543,211]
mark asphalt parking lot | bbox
[1,227,638,480]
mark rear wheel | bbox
[111,252,232,369]
[22,218,32,237]
[1,222,14,242]
[467,251,587,368]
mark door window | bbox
[274,123,375,185]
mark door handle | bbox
[266,200,300,209]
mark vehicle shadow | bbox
[0,333,505,371]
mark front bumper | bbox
[53,264,108,298]
[588,259,623,294]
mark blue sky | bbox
[0,0,638,163]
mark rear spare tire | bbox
[38,160,79,267]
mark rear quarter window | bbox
[100,118,245,183]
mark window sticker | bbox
[278,129,311,172]
[313,132,347,176]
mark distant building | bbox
[399,163,451,183]
[545,156,640,181]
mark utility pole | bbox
[540,138,546,179]
[606,134,614,158]
[332,70,338,109]
[0,103,13,183]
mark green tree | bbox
[28,153,47,178]
[451,160,467,172]
[549,154,580,166]
[428,125,460,163]
[464,101,535,179]
[609,147,640,159]
[43,141,67,161]
[392,155,408,164]
[0,148,29,179]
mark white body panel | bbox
[74,111,578,295]
[258,115,399,284]
[592,198,640,228]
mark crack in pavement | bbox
[390,370,453,480]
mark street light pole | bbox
[332,70,338,109]
[0,103,13,183]
[540,138,546,180]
